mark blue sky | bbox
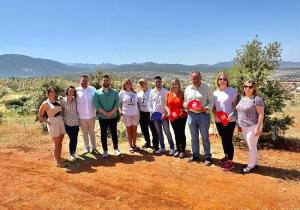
[0,0,299,64]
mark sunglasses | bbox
[218,78,227,81]
[244,85,254,89]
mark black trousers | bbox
[139,111,159,150]
[171,117,187,153]
[65,124,79,155]
[216,121,236,160]
[99,117,119,151]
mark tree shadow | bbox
[211,158,300,181]
[233,136,300,153]
[65,150,156,174]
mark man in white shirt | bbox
[137,78,159,152]
[76,75,98,154]
[184,71,214,165]
[149,76,174,155]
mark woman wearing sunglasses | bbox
[213,72,238,172]
[236,80,264,174]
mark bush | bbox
[0,111,3,124]
[4,96,29,109]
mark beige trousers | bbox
[80,118,96,151]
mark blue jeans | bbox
[187,112,211,159]
[153,119,174,150]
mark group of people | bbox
[38,71,264,174]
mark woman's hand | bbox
[255,126,261,136]
[161,113,168,120]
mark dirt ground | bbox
[0,125,299,210]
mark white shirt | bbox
[149,88,168,114]
[119,90,139,115]
[214,87,237,122]
[137,88,152,112]
[184,83,214,113]
[76,86,96,119]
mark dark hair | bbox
[191,71,201,76]
[65,85,77,98]
[103,75,110,80]
[154,76,162,80]
[47,86,56,95]
[80,74,88,79]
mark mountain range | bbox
[1,54,300,77]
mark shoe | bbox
[133,145,139,151]
[204,158,212,166]
[173,151,180,157]
[91,148,100,155]
[179,152,185,158]
[114,149,121,156]
[241,167,253,174]
[222,161,235,172]
[160,148,166,152]
[142,143,151,149]
[129,147,135,153]
[243,164,259,169]
[154,148,161,154]
[102,150,108,158]
[169,149,175,155]
[72,154,80,159]
[56,162,67,168]
[69,155,76,162]
[188,156,200,162]
[83,148,90,154]
[219,156,228,165]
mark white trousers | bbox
[241,124,259,168]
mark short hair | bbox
[103,75,110,80]
[154,76,162,80]
[80,75,88,79]
[64,85,77,98]
[215,72,230,88]
[47,86,56,95]
[191,71,201,76]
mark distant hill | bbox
[1,54,300,77]
[0,54,80,77]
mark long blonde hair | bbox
[171,78,184,99]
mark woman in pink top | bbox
[165,78,187,158]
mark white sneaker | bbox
[169,149,175,155]
[161,148,166,152]
[114,149,121,156]
[72,154,80,159]
[69,155,76,162]
[154,148,162,154]
[83,148,90,154]
[103,150,108,158]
